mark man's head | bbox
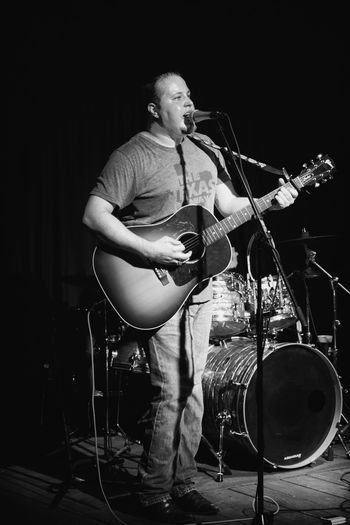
[141,72,196,139]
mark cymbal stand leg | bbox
[336,425,350,459]
[113,367,132,453]
[338,410,350,457]
[324,413,350,461]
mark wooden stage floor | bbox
[1,427,349,525]
[1,333,350,525]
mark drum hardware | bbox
[199,432,232,481]
[103,323,151,455]
[104,334,132,459]
[110,341,149,374]
[47,300,128,507]
[304,248,350,460]
[331,416,350,459]
[95,300,145,462]
[215,410,232,482]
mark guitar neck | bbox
[203,179,301,247]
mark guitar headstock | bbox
[297,154,336,190]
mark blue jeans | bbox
[137,300,213,506]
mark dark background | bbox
[4,2,349,454]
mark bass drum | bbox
[202,337,342,469]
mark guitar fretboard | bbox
[203,179,301,247]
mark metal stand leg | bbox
[108,367,133,460]
[200,432,232,481]
[334,414,350,459]
[215,410,232,481]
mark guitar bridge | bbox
[154,267,169,286]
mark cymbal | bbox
[303,267,322,279]
[287,268,322,279]
[278,234,337,244]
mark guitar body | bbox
[93,205,232,330]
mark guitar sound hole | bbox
[178,232,204,262]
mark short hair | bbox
[140,71,183,125]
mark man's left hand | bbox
[271,177,298,210]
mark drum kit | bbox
[65,232,349,473]
[210,270,297,341]
[202,235,350,477]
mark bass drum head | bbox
[202,338,342,469]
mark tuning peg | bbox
[317,153,323,159]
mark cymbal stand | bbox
[302,273,313,345]
[102,303,132,463]
[111,364,134,451]
[102,301,116,460]
[307,249,350,459]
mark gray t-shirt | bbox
[90,131,231,301]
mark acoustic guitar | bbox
[92,154,335,330]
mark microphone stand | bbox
[214,118,307,525]
[222,147,285,177]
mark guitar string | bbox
[180,192,274,254]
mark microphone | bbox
[192,109,227,123]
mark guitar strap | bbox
[187,134,231,186]
[187,134,223,168]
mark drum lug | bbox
[229,379,246,390]
[216,409,232,425]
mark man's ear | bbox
[148,103,159,118]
